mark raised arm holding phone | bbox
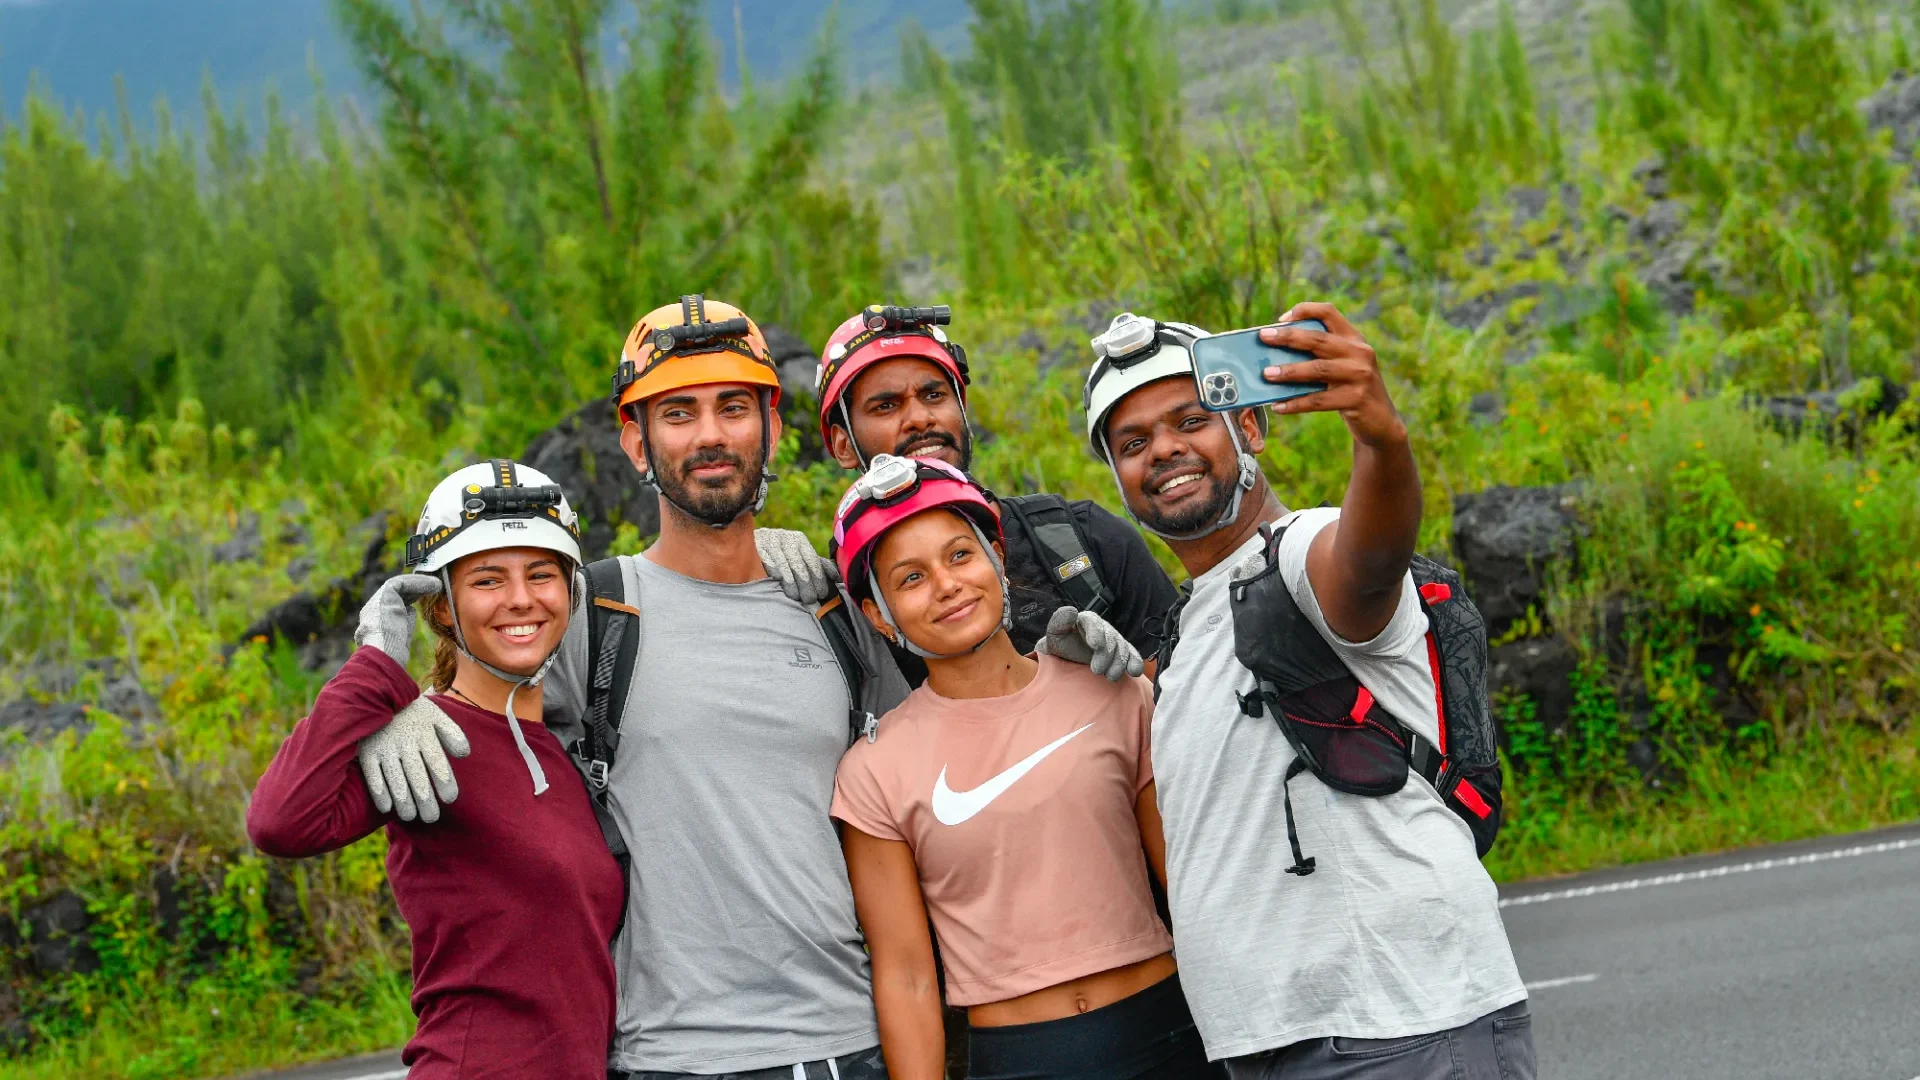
[1083,303,1532,1079]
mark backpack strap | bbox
[578,557,640,798]
[815,595,878,745]
[999,493,1114,618]
[1148,579,1195,700]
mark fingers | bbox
[394,573,444,600]
[1045,606,1083,637]
[359,747,394,814]
[1266,383,1370,416]
[1278,301,1358,339]
[1258,324,1338,357]
[432,713,472,759]
[381,754,418,822]
[421,741,460,808]
[1261,358,1335,385]
[400,746,440,824]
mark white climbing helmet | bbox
[405,459,583,574]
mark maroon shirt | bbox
[248,648,623,1080]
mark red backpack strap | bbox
[1417,580,1452,754]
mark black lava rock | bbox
[21,891,99,977]
[1451,485,1582,636]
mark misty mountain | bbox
[0,0,971,127]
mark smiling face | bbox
[1102,375,1264,536]
[622,382,781,526]
[859,508,1005,657]
[437,547,572,676]
[828,357,971,471]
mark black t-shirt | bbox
[886,496,1180,689]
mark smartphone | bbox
[1190,319,1329,413]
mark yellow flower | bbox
[1854,499,1865,508]
[1749,604,1762,616]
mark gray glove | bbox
[353,573,443,667]
[1035,606,1145,682]
[756,527,839,605]
[357,695,471,823]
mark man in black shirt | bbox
[810,306,1179,666]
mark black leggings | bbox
[966,972,1224,1080]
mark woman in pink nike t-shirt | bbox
[826,455,1220,1080]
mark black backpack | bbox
[1156,519,1503,875]
[997,493,1115,619]
[569,556,876,801]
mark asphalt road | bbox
[1503,821,1920,1080]
[242,823,1920,1080]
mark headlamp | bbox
[650,315,753,356]
[1090,312,1160,364]
[853,453,920,504]
[863,304,952,333]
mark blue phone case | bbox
[1190,319,1329,413]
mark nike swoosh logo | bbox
[930,723,1095,826]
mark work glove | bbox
[756,527,840,606]
[353,573,443,668]
[358,695,471,823]
[1035,606,1145,682]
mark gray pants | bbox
[1223,1000,1535,1080]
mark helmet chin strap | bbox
[868,521,1012,660]
[440,568,563,796]
[1107,420,1259,543]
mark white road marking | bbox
[1499,836,1920,908]
[1524,972,1600,990]
[342,1070,408,1080]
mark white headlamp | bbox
[1091,312,1158,361]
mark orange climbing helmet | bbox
[612,295,782,419]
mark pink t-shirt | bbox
[831,654,1174,1006]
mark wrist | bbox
[1351,411,1409,450]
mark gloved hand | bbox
[756,527,840,606]
[353,573,443,667]
[357,695,471,823]
[1035,607,1145,682]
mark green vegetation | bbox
[3,0,1918,1074]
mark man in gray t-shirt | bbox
[542,546,907,1074]
[1082,305,1531,1078]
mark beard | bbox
[653,442,767,527]
[889,425,973,472]
[1131,455,1238,537]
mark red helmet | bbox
[831,454,1001,601]
[831,454,1009,660]
[816,305,970,441]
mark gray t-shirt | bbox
[544,552,909,1074]
[1153,509,1526,1060]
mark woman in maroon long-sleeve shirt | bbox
[249,461,622,1080]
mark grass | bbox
[0,969,411,1080]
[1489,721,1920,881]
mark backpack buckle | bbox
[861,711,879,743]
[587,759,610,790]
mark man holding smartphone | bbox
[1082,302,1533,1079]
